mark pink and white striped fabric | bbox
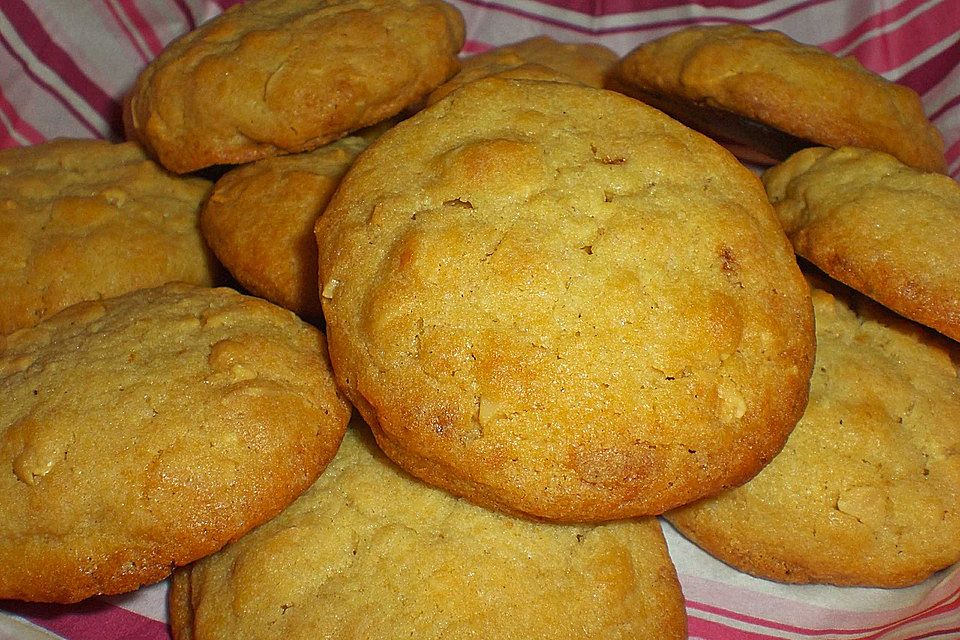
[1,1,959,639]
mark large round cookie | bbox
[124,0,465,174]
[0,138,221,335]
[0,283,351,603]
[170,422,687,640]
[763,146,960,342]
[611,25,946,173]
[201,136,371,322]
[316,77,815,521]
[666,276,960,587]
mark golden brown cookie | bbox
[124,0,465,174]
[316,77,815,522]
[170,422,688,640]
[201,136,371,322]
[427,35,617,105]
[427,62,576,107]
[611,25,946,173]
[0,138,221,335]
[763,146,960,342]
[0,283,351,603]
[666,275,960,587]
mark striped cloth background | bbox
[1,1,959,639]
[2,0,959,174]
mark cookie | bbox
[0,283,351,603]
[763,146,960,342]
[316,77,815,521]
[611,25,946,173]
[666,275,960,587]
[427,62,577,107]
[427,35,618,105]
[201,136,371,322]
[0,138,221,335]
[170,422,688,640]
[123,0,465,174]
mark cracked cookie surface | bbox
[316,77,814,521]
[170,422,687,640]
[0,283,351,603]
[666,275,960,586]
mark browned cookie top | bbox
[613,25,946,173]
[0,283,351,603]
[0,138,220,335]
[316,77,814,522]
[124,0,465,173]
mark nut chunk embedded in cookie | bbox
[316,77,815,522]
[124,0,465,173]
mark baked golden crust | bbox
[0,283,351,603]
[124,0,465,173]
[0,138,220,335]
[613,24,946,173]
[317,77,814,521]
[201,136,371,321]
[427,35,617,105]
[763,146,960,342]
[667,277,960,587]
[170,423,687,640]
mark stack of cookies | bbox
[2,0,958,637]
[612,25,960,588]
